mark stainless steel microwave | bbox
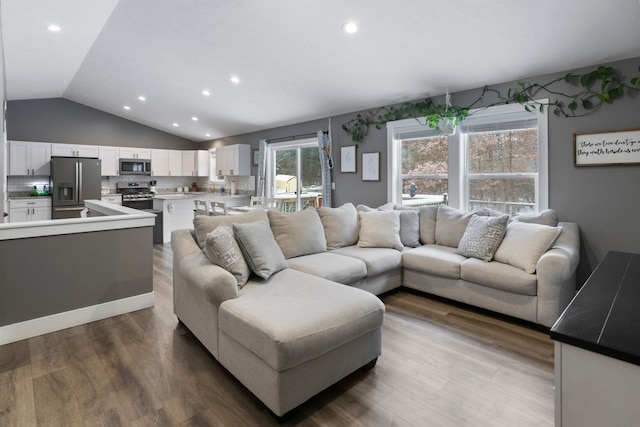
[119,158,152,175]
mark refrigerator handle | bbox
[77,161,82,203]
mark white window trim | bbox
[387,100,548,212]
[265,137,317,207]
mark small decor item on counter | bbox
[191,182,198,192]
[231,180,236,195]
[177,186,183,192]
[220,186,225,195]
[30,185,38,196]
[183,185,190,192]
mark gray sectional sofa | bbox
[172,202,580,416]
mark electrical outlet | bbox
[331,182,335,190]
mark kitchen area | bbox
[4,141,254,243]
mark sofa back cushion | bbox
[435,205,474,248]
[360,204,420,248]
[268,208,327,259]
[194,208,269,248]
[417,205,439,245]
[512,209,559,227]
[233,221,288,280]
[317,203,359,250]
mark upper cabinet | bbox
[99,146,120,176]
[119,147,151,159]
[51,143,99,158]
[151,149,182,176]
[181,150,209,177]
[217,144,251,176]
[8,141,51,176]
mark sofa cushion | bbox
[512,209,559,227]
[358,204,420,247]
[286,252,367,284]
[194,208,269,248]
[219,268,385,371]
[402,245,466,279]
[233,221,288,279]
[331,246,403,277]
[456,214,509,262]
[268,208,327,259]
[417,205,439,245]
[317,203,359,250]
[357,211,403,250]
[461,258,538,296]
[435,205,474,248]
[203,225,250,288]
[494,222,562,274]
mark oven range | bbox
[117,182,154,210]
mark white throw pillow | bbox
[494,221,562,273]
[457,214,509,262]
[203,225,250,288]
[317,203,359,250]
[435,205,475,248]
[357,211,404,250]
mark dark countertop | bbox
[550,251,640,366]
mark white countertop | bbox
[0,200,156,241]
[153,192,250,200]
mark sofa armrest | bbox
[535,222,580,327]
[172,229,238,307]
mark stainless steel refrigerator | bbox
[50,156,102,219]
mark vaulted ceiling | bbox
[3,0,640,142]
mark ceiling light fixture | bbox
[192,116,198,121]
[201,89,210,96]
[343,21,358,34]
[123,105,131,110]
[172,123,179,127]
[205,133,211,138]
[138,95,146,101]
[47,24,61,32]
[230,76,240,84]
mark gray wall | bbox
[7,98,198,149]
[205,57,640,285]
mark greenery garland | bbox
[341,65,640,143]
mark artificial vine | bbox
[341,65,640,143]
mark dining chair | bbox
[250,196,283,211]
[193,199,209,216]
[210,201,227,216]
[250,196,265,206]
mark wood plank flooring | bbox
[0,243,555,426]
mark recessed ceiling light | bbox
[230,76,240,84]
[201,89,210,96]
[192,116,198,121]
[123,105,131,110]
[172,123,179,127]
[343,22,358,34]
[205,133,211,137]
[138,95,146,101]
[47,24,61,32]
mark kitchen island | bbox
[153,192,250,243]
[0,200,156,345]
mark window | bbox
[266,138,323,211]
[388,101,548,212]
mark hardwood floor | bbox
[0,243,555,426]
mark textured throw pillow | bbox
[512,209,559,227]
[456,214,509,262]
[317,203,359,250]
[267,208,327,259]
[494,222,562,274]
[398,210,420,247]
[357,211,404,250]
[435,205,475,248]
[233,221,288,280]
[203,225,250,288]
[193,208,269,248]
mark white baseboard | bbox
[0,292,155,346]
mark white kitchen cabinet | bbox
[99,146,120,176]
[217,144,251,176]
[168,150,182,176]
[9,198,51,223]
[8,140,51,176]
[120,147,151,159]
[181,150,209,177]
[151,149,182,176]
[51,143,99,158]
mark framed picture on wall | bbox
[362,152,380,181]
[252,149,259,166]
[341,146,356,173]
[574,128,640,166]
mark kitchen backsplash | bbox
[7,175,256,196]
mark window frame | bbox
[387,100,548,212]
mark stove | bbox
[117,182,154,209]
